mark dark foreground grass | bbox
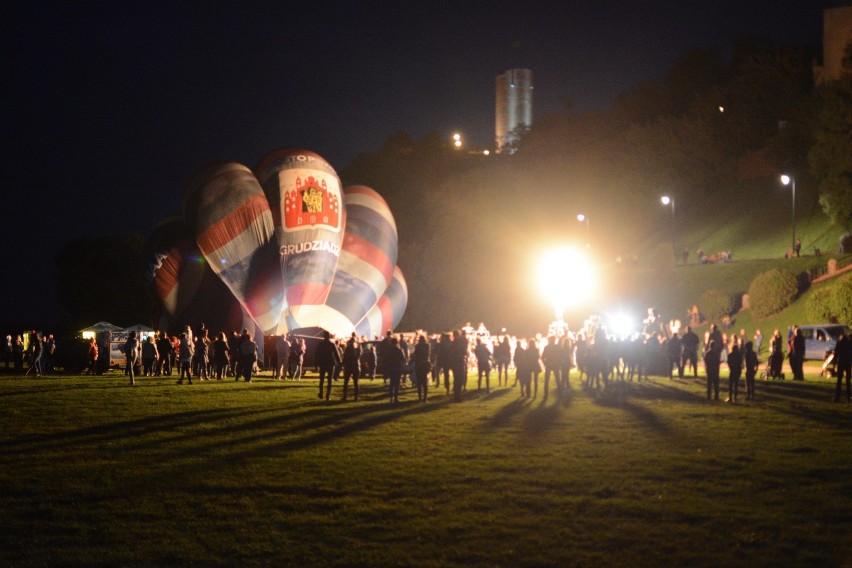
[1,370,850,567]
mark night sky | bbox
[1,0,841,331]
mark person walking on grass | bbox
[704,339,721,401]
[342,334,362,402]
[413,334,431,402]
[790,326,805,381]
[386,336,406,404]
[178,332,193,384]
[726,340,742,403]
[124,331,139,385]
[315,331,341,400]
[833,332,851,403]
[744,341,758,400]
[681,326,700,378]
[541,335,561,398]
[474,337,493,394]
[239,332,258,383]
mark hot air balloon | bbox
[303,185,399,336]
[182,161,285,335]
[355,265,408,339]
[143,216,207,324]
[143,216,264,345]
[254,149,344,332]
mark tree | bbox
[55,234,153,330]
[810,45,852,230]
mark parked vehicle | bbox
[798,324,851,361]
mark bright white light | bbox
[536,246,595,317]
[452,133,461,141]
[577,213,585,222]
[780,174,791,186]
[454,140,462,148]
[718,106,725,113]
[661,195,671,206]
[483,150,490,156]
[608,312,636,339]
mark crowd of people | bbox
[4,312,851,405]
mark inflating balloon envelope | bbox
[146,149,407,341]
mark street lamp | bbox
[661,195,675,253]
[577,213,590,246]
[780,174,796,256]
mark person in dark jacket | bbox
[681,326,700,378]
[342,334,362,401]
[315,331,342,400]
[744,341,759,400]
[238,331,258,382]
[833,332,852,403]
[703,339,721,400]
[385,336,406,404]
[452,329,469,402]
[789,326,805,381]
[413,334,432,402]
[124,331,139,385]
[436,333,454,394]
[726,341,743,403]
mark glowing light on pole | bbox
[577,213,590,246]
[452,133,462,149]
[536,246,595,319]
[661,195,675,253]
[780,174,796,255]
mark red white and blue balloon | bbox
[146,150,406,340]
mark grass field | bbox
[1,367,850,567]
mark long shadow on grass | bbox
[0,407,270,454]
[213,397,453,460]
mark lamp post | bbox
[577,213,590,246]
[661,195,675,253]
[780,174,796,256]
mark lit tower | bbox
[495,68,533,154]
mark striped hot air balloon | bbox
[354,265,408,339]
[182,162,285,335]
[143,216,207,323]
[143,215,261,337]
[254,149,345,332]
[301,185,399,336]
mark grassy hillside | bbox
[599,255,851,343]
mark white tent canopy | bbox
[124,324,154,332]
[80,321,123,333]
